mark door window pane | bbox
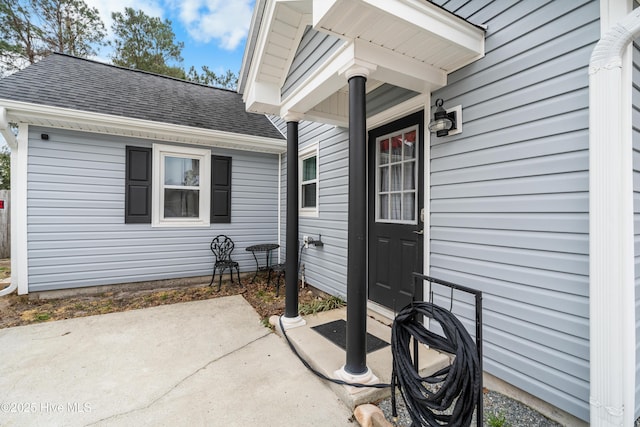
[404,130,416,159]
[391,165,402,191]
[403,162,415,190]
[403,193,415,221]
[390,194,401,220]
[380,166,389,191]
[379,139,389,164]
[379,194,388,219]
[391,136,402,162]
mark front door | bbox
[368,111,424,311]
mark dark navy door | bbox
[368,111,424,311]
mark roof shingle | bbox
[0,53,284,140]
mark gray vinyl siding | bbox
[270,116,350,298]
[634,38,640,420]
[26,127,279,292]
[367,84,420,118]
[430,0,596,422]
[281,27,345,99]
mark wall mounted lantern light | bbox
[428,98,459,137]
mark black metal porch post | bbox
[345,73,367,375]
[284,119,299,319]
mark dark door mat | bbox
[311,319,389,354]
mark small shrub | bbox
[298,295,345,316]
[34,312,51,322]
[486,411,508,427]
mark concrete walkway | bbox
[0,296,353,426]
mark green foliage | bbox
[486,411,508,427]
[0,146,9,190]
[0,0,106,74]
[298,295,345,316]
[34,312,51,322]
[110,8,184,78]
[186,65,238,90]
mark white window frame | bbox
[152,143,211,227]
[299,142,319,217]
[375,125,419,225]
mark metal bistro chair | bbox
[209,235,241,291]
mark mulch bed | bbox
[0,274,320,329]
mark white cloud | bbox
[84,0,165,36]
[171,0,253,51]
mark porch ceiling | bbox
[242,0,485,125]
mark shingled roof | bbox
[0,53,283,140]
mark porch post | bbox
[281,114,305,329]
[345,67,369,376]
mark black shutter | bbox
[211,155,231,223]
[125,146,152,223]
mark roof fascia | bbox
[242,0,314,111]
[1,99,286,154]
[314,0,485,55]
[239,0,267,93]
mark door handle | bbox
[413,229,424,235]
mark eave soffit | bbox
[244,0,485,122]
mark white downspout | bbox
[589,7,640,426]
[0,108,17,296]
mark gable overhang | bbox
[0,99,286,154]
[241,0,485,125]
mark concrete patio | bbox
[275,307,452,410]
[0,296,353,426]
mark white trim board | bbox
[15,123,28,294]
[1,99,286,155]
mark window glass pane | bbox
[165,157,200,186]
[404,130,416,159]
[403,193,415,221]
[164,189,200,218]
[379,194,388,219]
[391,135,402,162]
[390,194,401,220]
[380,166,389,191]
[403,162,415,190]
[302,156,316,181]
[302,183,316,208]
[379,139,389,164]
[391,165,402,191]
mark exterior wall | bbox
[634,38,640,420]
[281,27,345,99]
[271,117,350,298]
[26,126,279,292]
[429,0,597,421]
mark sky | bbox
[84,0,255,76]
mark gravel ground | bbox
[377,389,561,426]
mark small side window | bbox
[299,143,319,217]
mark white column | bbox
[589,6,640,426]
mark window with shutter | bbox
[126,145,232,226]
